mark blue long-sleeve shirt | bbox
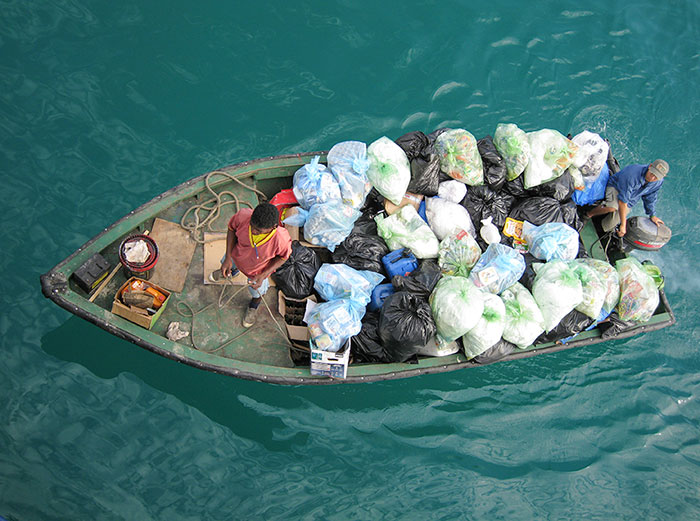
[608,163,664,217]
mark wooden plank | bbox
[149,218,197,293]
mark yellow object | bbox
[249,226,276,247]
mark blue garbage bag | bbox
[469,243,526,294]
[305,298,365,352]
[292,155,342,209]
[314,263,385,306]
[303,201,361,252]
[521,221,580,261]
[327,141,371,209]
[572,163,610,206]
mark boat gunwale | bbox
[41,153,677,385]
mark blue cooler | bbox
[368,283,395,311]
[382,248,418,279]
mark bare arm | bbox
[617,201,629,237]
[248,255,289,288]
[221,228,238,276]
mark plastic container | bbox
[368,283,395,312]
[382,248,418,279]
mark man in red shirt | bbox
[211,202,292,327]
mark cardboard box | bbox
[310,339,351,379]
[111,277,171,330]
[278,291,317,341]
[383,192,423,215]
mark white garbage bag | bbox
[366,136,411,205]
[375,204,439,259]
[425,196,476,240]
[524,129,578,189]
[531,260,583,332]
[501,282,545,348]
[462,292,506,359]
[429,276,485,342]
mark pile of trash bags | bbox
[276,125,663,368]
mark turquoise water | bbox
[2,1,700,519]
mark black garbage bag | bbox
[462,185,515,231]
[361,188,385,218]
[509,196,564,225]
[560,200,583,231]
[536,310,595,343]
[518,252,542,291]
[503,175,527,198]
[395,131,429,160]
[599,312,636,340]
[427,127,451,144]
[352,213,378,236]
[272,241,321,299]
[391,259,442,298]
[379,291,437,362]
[395,131,440,196]
[527,171,575,201]
[472,339,517,364]
[332,232,389,274]
[407,154,440,196]
[352,312,392,363]
[477,135,507,191]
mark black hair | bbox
[250,202,279,230]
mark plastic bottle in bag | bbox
[433,129,484,186]
[292,156,342,209]
[523,129,578,189]
[327,141,372,209]
[616,257,660,322]
[493,123,531,181]
[479,216,501,245]
[462,292,506,359]
[375,205,439,259]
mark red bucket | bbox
[119,234,159,278]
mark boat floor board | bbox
[149,218,197,293]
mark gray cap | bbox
[648,159,669,179]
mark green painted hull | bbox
[41,152,675,385]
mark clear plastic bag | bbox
[434,129,484,186]
[304,299,365,352]
[425,196,476,240]
[292,156,342,209]
[429,276,485,342]
[523,129,578,189]
[303,202,361,252]
[531,260,583,332]
[327,141,372,209]
[501,282,545,348]
[521,221,580,262]
[493,123,531,181]
[572,258,620,315]
[366,136,411,205]
[570,261,607,320]
[462,292,506,359]
[616,257,660,322]
[313,263,385,307]
[438,229,482,277]
[569,130,609,179]
[469,243,526,295]
[375,205,439,259]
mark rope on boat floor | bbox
[179,170,268,244]
[175,280,294,356]
[176,169,306,356]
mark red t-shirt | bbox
[227,208,292,277]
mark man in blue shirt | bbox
[586,159,668,237]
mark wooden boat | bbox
[40,151,676,385]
